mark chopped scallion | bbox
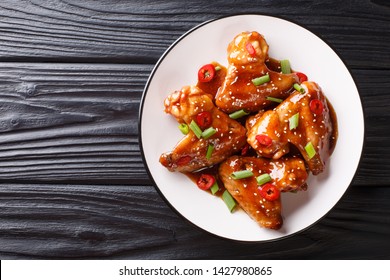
[266,96,283,103]
[214,65,221,71]
[289,113,299,130]
[201,127,217,139]
[256,173,272,186]
[210,181,219,195]
[178,123,189,135]
[206,144,214,159]
[189,120,202,139]
[294,83,305,93]
[305,141,316,159]
[252,74,270,86]
[229,109,249,119]
[280,59,291,74]
[231,170,254,179]
[222,190,236,212]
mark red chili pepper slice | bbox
[176,155,192,166]
[198,64,215,83]
[309,99,324,115]
[258,183,280,201]
[245,42,256,56]
[197,174,216,190]
[255,134,272,147]
[241,143,250,156]
[195,111,212,129]
[296,72,308,83]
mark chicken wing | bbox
[246,81,336,175]
[196,61,227,99]
[160,86,247,172]
[219,156,308,229]
[215,31,298,113]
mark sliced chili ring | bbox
[197,174,216,190]
[309,99,324,115]
[296,72,308,83]
[198,64,215,83]
[241,143,251,156]
[255,134,272,147]
[258,183,280,201]
[196,111,212,129]
[245,42,256,56]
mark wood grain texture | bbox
[0,183,388,259]
[0,63,151,184]
[0,0,388,68]
[0,0,388,259]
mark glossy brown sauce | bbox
[265,57,281,72]
[327,98,338,155]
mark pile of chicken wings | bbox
[159,31,337,230]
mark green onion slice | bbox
[201,127,217,139]
[252,74,270,86]
[206,144,214,159]
[229,109,249,119]
[305,141,316,159]
[294,83,305,93]
[214,65,221,71]
[210,181,219,195]
[289,113,299,130]
[178,123,189,135]
[231,170,254,179]
[189,120,202,139]
[280,59,291,74]
[222,190,237,212]
[256,173,272,186]
[266,96,283,103]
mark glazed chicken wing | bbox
[246,81,336,175]
[196,61,227,98]
[215,31,298,113]
[160,86,246,172]
[219,156,308,229]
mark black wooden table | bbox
[0,0,389,259]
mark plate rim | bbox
[138,13,366,243]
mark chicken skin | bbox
[219,156,308,229]
[215,31,298,113]
[196,61,227,98]
[160,85,246,172]
[246,81,335,175]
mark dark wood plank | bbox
[0,63,151,184]
[0,183,388,259]
[352,69,390,186]
[0,0,388,69]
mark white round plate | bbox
[139,14,364,242]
